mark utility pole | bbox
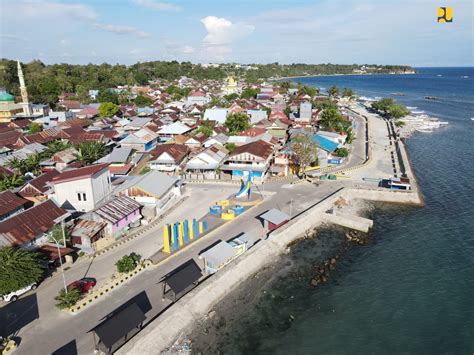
[289,199,293,220]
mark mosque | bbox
[221,76,241,95]
[0,61,33,123]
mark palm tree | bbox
[0,173,25,191]
[8,157,27,174]
[0,247,45,295]
[46,140,71,157]
[74,141,107,165]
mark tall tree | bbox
[342,88,354,98]
[74,141,107,164]
[0,247,45,295]
[98,102,119,118]
[291,135,318,177]
[224,112,251,135]
[327,85,340,97]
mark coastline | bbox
[118,103,425,354]
[270,71,417,81]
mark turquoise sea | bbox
[194,68,474,354]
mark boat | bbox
[411,110,425,114]
[437,74,442,77]
[461,76,469,78]
[471,118,474,121]
[425,96,439,100]
[407,106,417,110]
[438,121,449,125]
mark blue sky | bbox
[0,0,472,66]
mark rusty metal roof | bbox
[0,199,68,246]
[71,219,106,238]
[93,195,141,224]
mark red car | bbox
[67,278,96,293]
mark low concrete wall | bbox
[323,212,372,233]
[118,187,423,353]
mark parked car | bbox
[67,278,96,293]
[0,283,37,302]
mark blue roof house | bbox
[312,134,339,153]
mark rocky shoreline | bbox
[171,200,375,354]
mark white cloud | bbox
[132,0,181,11]
[3,0,97,22]
[182,45,195,54]
[201,16,254,45]
[94,23,150,38]
[0,34,27,42]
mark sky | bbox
[0,0,472,66]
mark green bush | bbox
[334,148,349,157]
[55,288,83,309]
[115,253,141,273]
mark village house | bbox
[184,132,208,150]
[186,91,211,106]
[0,190,30,222]
[0,199,68,248]
[116,170,181,215]
[203,108,228,124]
[49,163,112,212]
[99,146,135,177]
[148,144,189,173]
[77,195,143,248]
[70,218,107,254]
[185,144,228,179]
[120,127,158,151]
[18,169,60,203]
[203,133,228,148]
[221,140,274,182]
[157,122,193,142]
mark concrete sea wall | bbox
[118,187,423,353]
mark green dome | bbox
[0,92,15,102]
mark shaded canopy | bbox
[92,303,145,349]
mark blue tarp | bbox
[312,134,339,152]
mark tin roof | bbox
[0,199,67,246]
[52,163,109,184]
[260,208,289,225]
[71,219,106,238]
[0,191,29,217]
[93,196,141,224]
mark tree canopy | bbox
[0,247,45,295]
[327,85,340,97]
[98,102,119,117]
[74,141,107,164]
[371,98,409,119]
[291,135,318,177]
[134,93,154,107]
[28,122,43,134]
[0,59,414,106]
[224,112,250,135]
[0,173,25,192]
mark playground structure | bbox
[162,173,260,254]
[163,219,208,254]
[235,173,252,199]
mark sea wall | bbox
[118,188,422,354]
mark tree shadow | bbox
[0,293,39,338]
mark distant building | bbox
[298,101,312,123]
[203,108,228,124]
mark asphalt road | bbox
[3,180,344,354]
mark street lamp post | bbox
[52,238,68,294]
[289,199,293,220]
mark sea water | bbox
[193,67,474,354]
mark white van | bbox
[0,283,37,302]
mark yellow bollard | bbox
[178,222,184,246]
[163,225,171,253]
[198,221,203,234]
[189,219,194,240]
